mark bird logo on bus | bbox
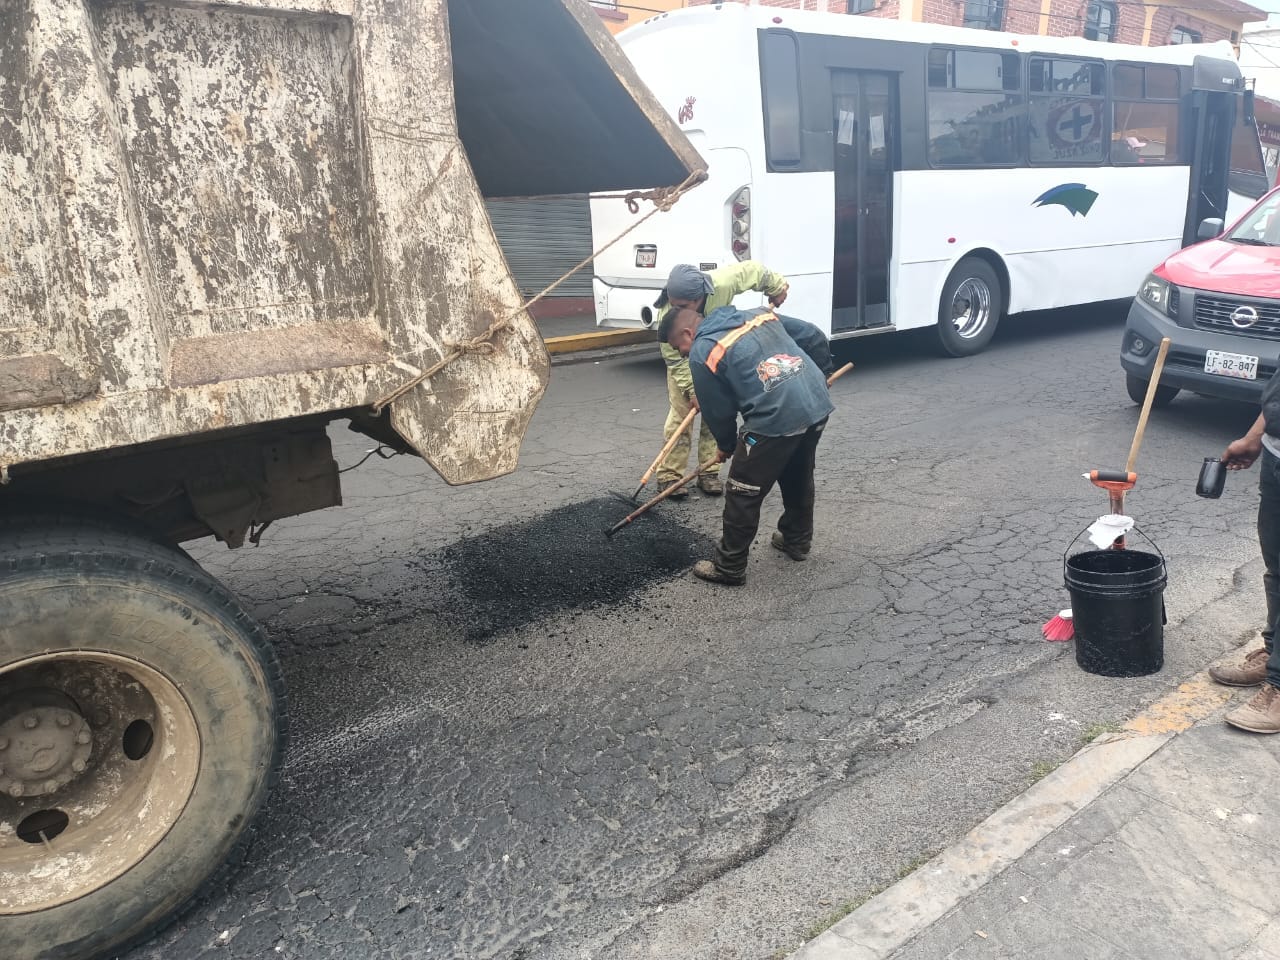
[1033,183,1099,218]
[678,96,696,125]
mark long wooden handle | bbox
[827,362,854,385]
[1126,337,1171,475]
[633,455,719,518]
[610,455,720,536]
[639,407,697,488]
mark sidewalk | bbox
[790,651,1280,960]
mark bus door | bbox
[831,71,896,335]
[1184,86,1234,248]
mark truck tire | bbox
[0,523,285,960]
[1125,372,1179,408]
[936,257,1003,357]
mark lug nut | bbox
[22,716,38,729]
[75,731,91,745]
[56,714,72,728]
[72,759,86,773]
[9,783,22,797]
[44,779,57,794]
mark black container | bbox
[1064,547,1167,677]
[1196,457,1226,499]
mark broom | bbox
[1042,609,1073,642]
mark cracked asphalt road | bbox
[123,309,1265,960]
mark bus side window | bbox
[1029,58,1105,165]
[927,47,1022,168]
[1111,64,1179,165]
[760,32,802,170]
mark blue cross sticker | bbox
[1058,104,1093,141]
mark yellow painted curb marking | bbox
[1121,676,1235,737]
[544,329,653,354]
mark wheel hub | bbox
[0,690,92,798]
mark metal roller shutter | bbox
[485,196,594,299]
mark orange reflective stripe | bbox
[704,313,777,373]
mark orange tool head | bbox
[1088,469,1137,493]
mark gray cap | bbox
[654,264,714,308]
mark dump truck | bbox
[0,1,703,956]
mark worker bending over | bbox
[661,304,834,585]
[654,262,789,498]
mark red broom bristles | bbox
[1042,609,1074,642]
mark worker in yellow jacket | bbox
[654,262,790,497]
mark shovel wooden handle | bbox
[608,455,720,537]
[827,362,854,385]
[637,406,697,490]
[1125,337,1171,475]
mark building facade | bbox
[679,0,1266,49]
[589,1,687,34]
[1240,27,1280,177]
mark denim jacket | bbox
[689,307,834,453]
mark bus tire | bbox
[0,522,285,960]
[936,257,1003,357]
[1125,373,1179,407]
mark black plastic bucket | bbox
[1064,534,1167,678]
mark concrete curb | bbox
[548,340,658,367]
[544,328,652,355]
[786,669,1239,960]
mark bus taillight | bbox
[731,187,751,261]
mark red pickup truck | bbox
[1121,185,1280,405]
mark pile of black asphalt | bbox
[427,496,713,642]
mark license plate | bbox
[635,246,657,269]
[1205,349,1259,380]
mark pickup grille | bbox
[1195,295,1280,340]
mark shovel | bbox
[627,407,697,503]
[606,455,719,539]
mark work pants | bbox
[715,420,827,576]
[659,366,719,483]
[1260,449,1280,687]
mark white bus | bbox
[589,5,1271,356]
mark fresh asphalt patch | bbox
[422,496,714,642]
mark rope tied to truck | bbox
[371,169,705,414]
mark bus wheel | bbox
[936,258,1003,357]
[1,522,285,960]
[1125,373,1179,407]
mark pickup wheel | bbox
[1125,373,1179,407]
[0,524,285,960]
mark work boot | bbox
[770,532,809,561]
[1225,684,1280,734]
[658,478,689,500]
[1210,647,1271,688]
[697,474,724,496]
[691,560,745,586]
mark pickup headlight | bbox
[1138,274,1173,316]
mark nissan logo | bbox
[1231,306,1261,329]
